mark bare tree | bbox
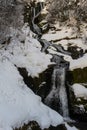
[0,0,24,44]
[46,0,87,23]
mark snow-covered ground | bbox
[1,0,87,129]
[41,23,87,52]
[0,24,53,77]
[52,38,87,52]
[65,123,78,130]
[42,27,76,42]
[42,22,87,71]
[0,23,63,129]
[0,59,63,130]
[71,84,87,112]
[0,23,79,130]
[47,46,87,70]
[71,84,87,99]
[0,24,63,130]
[69,54,87,70]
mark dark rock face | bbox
[0,0,24,44]
[70,68,87,83]
[69,87,87,122]
[18,66,54,101]
[66,68,87,121]
[15,121,67,130]
[67,46,84,59]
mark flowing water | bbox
[30,2,70,118]
[45,66,69,118]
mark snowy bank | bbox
[47,46,87,70]
[71,84,87,99]
[41,22,87,70]
[65,123,78,130]
[0,24,53,77]
[70,54,87,70]
[42,27,76,41]
[0,59,63,130]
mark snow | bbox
[67,38,87,52]
[0,14,86,130]
[42,21,87,71]
[0,59,63,130]
[47,47,72,62]
[70,54,87,70]
[47,45,87,70]
[41,22,87,70]
[42,24,87,52]
[71,84,87,98]
[0,24,53,77]
[53,40,69,50]
[42,27,76,41]
[48,43,87,71]
[65,123,78,130]
[78,105,85,112]
[53,38,87,52]
[0,23,64,130]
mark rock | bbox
[68,86,87,121]
[70,68,87,83]
[67,46,84,59]
[15,121,67,130]
[18,66,54,100]
[66,68,87,121]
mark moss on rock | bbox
[70,67,87,83]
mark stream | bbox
[30,1,70,119]
[24,1,87,130]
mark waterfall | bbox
[30,1,70,119]
[58,68,69,117]
[45,66,69,118]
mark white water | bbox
[31,1,69,118]
[58,68,69,117]
[45,67,69,118]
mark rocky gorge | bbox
[0,0,87,130]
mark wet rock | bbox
[70,68,87,83]
[66,68,87,122]
[68,87,87,121]
[14,121,67,130]
[18,66,54,101]
[67,46,84,59]
[52,55,69,69]
[38,39,51,52]
[52,44,71,56]
[66,68,87,121]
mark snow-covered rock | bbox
[0,24,53,78]
[70,54,87,70]
[0,59,63,130]
[68,83,87,121]
[71,84,87,99]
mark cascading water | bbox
[29,1,70,118]
[45,66,69,118]
[58,68,69,117]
